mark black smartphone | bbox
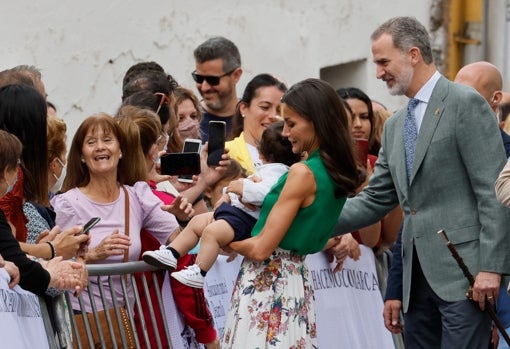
[83,217,101,235]
[207,121,226,166]
[179,139,202,183]
[160,152,201,176]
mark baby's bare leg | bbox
[195,219,235,272]
[170,212,214,256]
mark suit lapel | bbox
[393,111,410,192]
[409,77,448,184]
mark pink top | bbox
[51,181,178,311]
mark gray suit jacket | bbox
[333,76,510,311]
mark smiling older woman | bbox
[51,113,183,313]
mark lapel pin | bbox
[434,108,441,116]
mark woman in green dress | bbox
[221,78,361,348]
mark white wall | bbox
[0,0,433,139]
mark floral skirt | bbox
[221,248,317,349]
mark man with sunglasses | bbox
[192,36,243,143]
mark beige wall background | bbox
[0,0,433,138]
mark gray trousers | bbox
[404,252,491,349]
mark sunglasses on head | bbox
[155,92,170,114]
[191,68,237,86]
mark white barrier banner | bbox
[306,246,394,349]
[0,268,49,349]
[203,255,243,340]
[204,246,394,348]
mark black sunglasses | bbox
[191,68,237,86]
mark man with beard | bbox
[331,16,510,348]
[192,36,242,142]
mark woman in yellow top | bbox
[226,74,287,175]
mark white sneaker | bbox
[171,264,205,288]
[142,245,177,269]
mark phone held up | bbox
[160,152,201,176]
[207,121,226,166]
[178,139,202,183]
[83,217,101,235]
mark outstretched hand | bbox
[161,195,194,221]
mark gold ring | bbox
[487,296,494,299]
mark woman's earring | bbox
[81,158,85,163]
[119,152,123,159]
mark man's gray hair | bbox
[371,16,433,64]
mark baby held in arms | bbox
[143,121,301,288]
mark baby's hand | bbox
[226,178,244,196]
[248,175,261,183]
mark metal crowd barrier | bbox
[42,261,173,349]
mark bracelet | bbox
[46,241,56,259]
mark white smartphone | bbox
[178,138,202,183]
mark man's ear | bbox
[492,91,503,106]
[408,47,421,65]
[232,67,243,84]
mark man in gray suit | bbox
[332,16,510,348]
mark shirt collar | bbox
[414,70,441,104]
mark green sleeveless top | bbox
[251,150,347,255]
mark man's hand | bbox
[325,234,361,272]
[200,144,231,186]
[383,299,404,333]
[471,271,501,310]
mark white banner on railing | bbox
[204,246,394,349]
[306,246,394,349]
[0,268,49,349]
[203,255,243,340]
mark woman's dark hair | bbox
[258,121,301,167]
[282,79,360,197]
[336,87,380,155]
[230,74,287,139]
[122,61,165,88]
[122,90,182,153]
[0,84,49,205]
